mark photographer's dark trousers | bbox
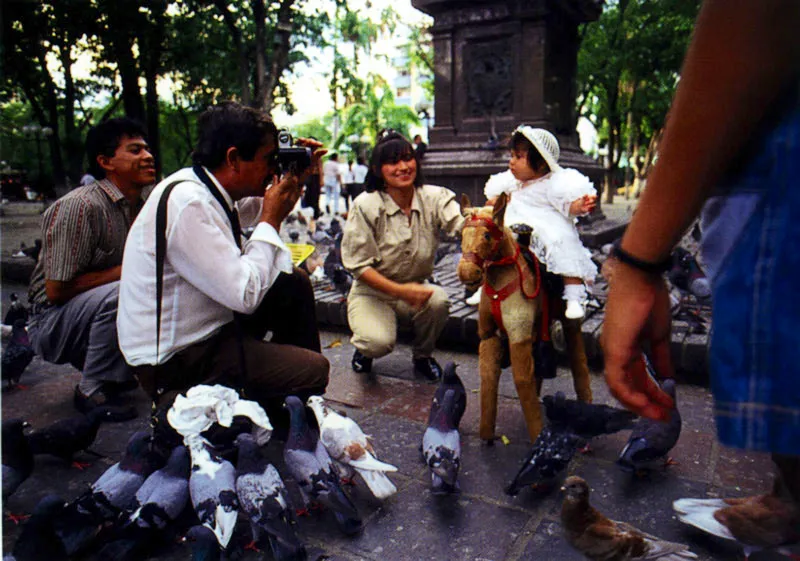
[133,267,328,427]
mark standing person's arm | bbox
[602,0,800,421]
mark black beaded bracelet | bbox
[611,243,672,275]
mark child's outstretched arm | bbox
[569,194,597,216]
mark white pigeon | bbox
[306,396,398,499]
[185,433,239,549]
[167,384,272,444]
[674,496,800,560]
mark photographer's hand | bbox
[295,137,327,184]
[261,173,302,230]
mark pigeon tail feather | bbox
[677,510,737,541]
[209,505,238,548]
[357,469,397,500]
[348,454,397,473]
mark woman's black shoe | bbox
[352,350,373,373]
[413,357,443,382]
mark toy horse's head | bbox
[457,193,509,290]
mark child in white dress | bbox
[483,126,598,319]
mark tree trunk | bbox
[105,6,145,122]
[623,110,634,199]
[252,0,268,108]
[142,0,167,177]
[261,0,294,112]
[636,129,661,198]
[35,49,66,192]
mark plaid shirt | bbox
[28,179,141,312]
[702,87,800,455]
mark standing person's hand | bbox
[601,261,675,421]
[261,173,302,229]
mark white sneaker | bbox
[466,286,482,306]
[565,299,585,320]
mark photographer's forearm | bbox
[621,0,800,262]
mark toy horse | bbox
[457,193,592,443]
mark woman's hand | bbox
[398,282,434,309]
[569,194,597,216]
[601,260,675,421]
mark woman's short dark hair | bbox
[85,118,148,179]
[510,131,549,174]
[364,130,425,192]
[192,101,278,170]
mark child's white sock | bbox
[563,284,586,320]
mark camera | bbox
[276,129,312,174]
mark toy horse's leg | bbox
[563,317,592,403]
[509,337,543,442]
[478,335,503,442]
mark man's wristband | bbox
[611,243,672,275]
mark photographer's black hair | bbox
[510,131,549,174]
[364,130,424,192]
[85,118,148,180]
[192,101,278,170]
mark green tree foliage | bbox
[577,0,699,202]
[401,22,434,100]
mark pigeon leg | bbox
[310,501,325,512]
[579,443,593,455]
[15,384,29,391]
[71,460,91,470]
[6,512,30,525]
[295,507,311,517]
[243,540,261,553]
[663,457,679,467]
[341,476,357,486]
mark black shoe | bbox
[414,357,443,382]
[352,350,373,373]
[73,385,137,421]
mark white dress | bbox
[484,169,598,282]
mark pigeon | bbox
[422,388,462,494]
[234,433,306,560]
[127,444,191,532]
[283,395,362,535]
[323,233,353,294]
[2,319,34,390]
[4,293,29,326]
[561,476,698,560]
[94,446,191,561]
[307,395,398,500]
[10,495,70,561]
[505,424,584,496]
[186,433,239,550]
[183,525,221,561]
[2,419,33,503]
[542,392,638,439]
[674,489,800,560]
[73,431,161,521]
[27,408,112,470]
[617,378,682,474]
[430,362,467,428]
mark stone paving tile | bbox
[712,445,776,495]
[337,480,533,561]
[356,413,429,479]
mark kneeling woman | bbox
[341,130,464,380]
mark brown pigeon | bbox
[560,476,697,560]
[674,483,800,560]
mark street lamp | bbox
[22,124,53,191]
[415,100,432,132]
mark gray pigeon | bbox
[542,392,638,439]
[2,419,33,503]
[183,524,221,561]
[129,445,191,530]
[186,433,239,550]
[4,293,29,326]
[235,433,306,560]
[422,388,462,494]
[430,362,466,428]
[617,378,682,474]
[283,395,362,536]
[505,424,584,496]
[74,431,160,520]
[2,319,34,390]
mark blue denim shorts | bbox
[702,90,800,455]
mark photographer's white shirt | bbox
[118,166,292,366]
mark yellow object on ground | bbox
[287,243,316,266]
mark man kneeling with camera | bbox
[117,101,329,438]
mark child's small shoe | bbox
[565,299,585,320]
[466,286,482,306]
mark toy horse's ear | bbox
[460,193,472,216]
[493,192,508,228]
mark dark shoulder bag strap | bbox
[155,180,183,365]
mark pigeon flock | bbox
[2,353,795,560]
